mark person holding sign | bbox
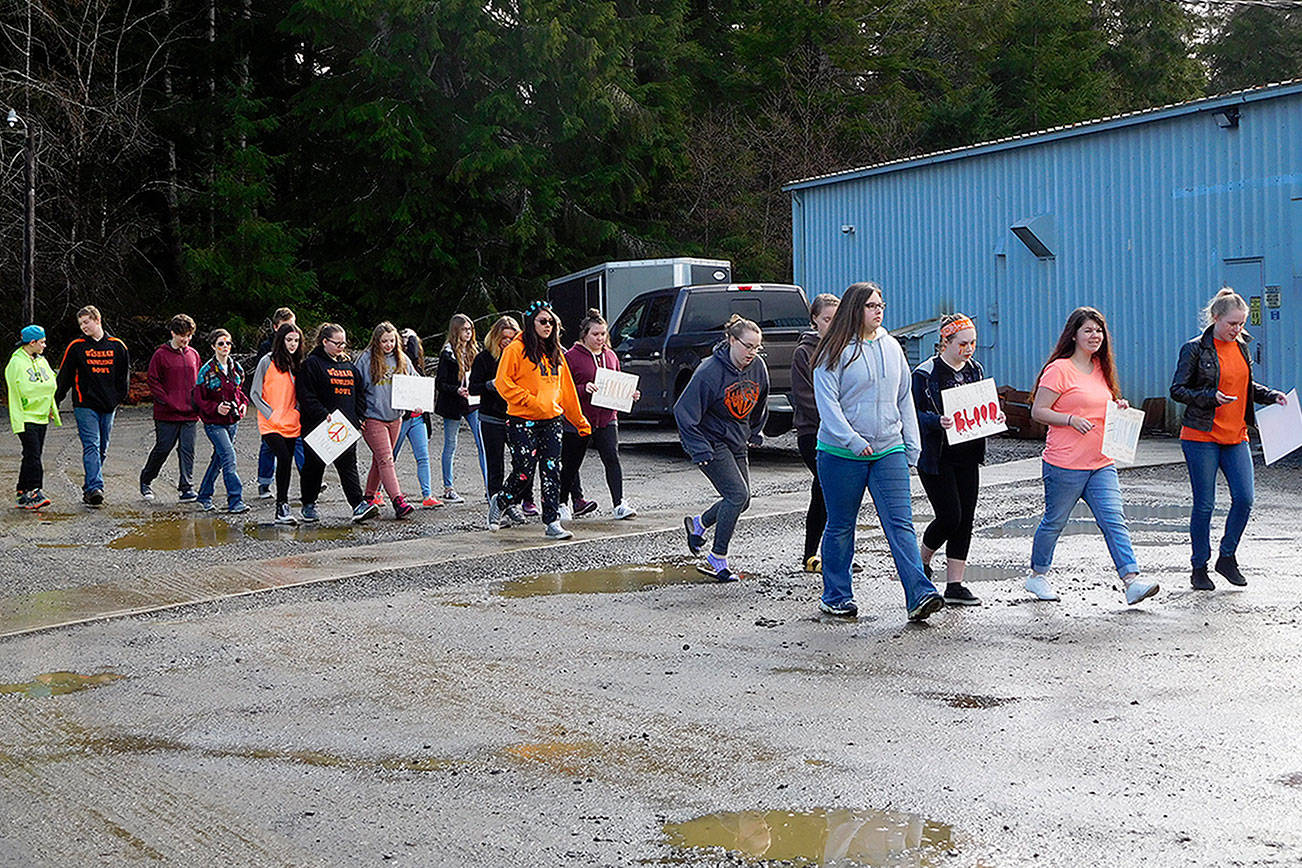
[912,313,1002,607]
[560,309,640,520]
[488,301,590,539]
[299,325,378,524]
[249,323,304,524]
[1027,307,1157,605]
[1170,288,1287,590]
[356,322,416,519]
[811,282,942,621]
[391,329,440,508]
[435,314,488,504]
[675,313,769,582]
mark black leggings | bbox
[559,425,623,506]
[919,462,980,563]
[262,433,297,506]
[502,416,562,522]
[797,433,826,561]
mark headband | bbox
[524,300,553,318]
[939,316,976,339]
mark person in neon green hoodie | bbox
[6,325,61,510]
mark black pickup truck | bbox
[608,283,810,435]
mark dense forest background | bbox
[1,0,1300,347]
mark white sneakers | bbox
[558,503,573,521]
[1024,573,1060,601]
[544,521,572,540]
[612,502,637,520]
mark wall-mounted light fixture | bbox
[840,224,855,235]
[1213,106,1239,129]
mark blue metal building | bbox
[785,80,1302,413]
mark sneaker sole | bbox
[1127,583,1160,605]
[907,595,945,621]
[818,604,858,618]
[684,517,703,555]
[352,505,380,523]
[944,596,982,606]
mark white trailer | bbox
[546,257,731,337]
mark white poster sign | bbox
[390,374,436,412]
[1256,388,1302,465]
[590,367,640,413]
[304,411,362,465]
[940,378,1007,445]
[1100,402,1145,465]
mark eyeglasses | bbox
[324,338,347,348]
[864,302,886,312]
[736,338,763,353]
[536,318,556,327]
[214,340,232,347]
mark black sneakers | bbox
[818,600,858,618]
[1191,566,1215,591]
[1214,555,1247,587]
[907,593,945,622]
[943,583,981,606]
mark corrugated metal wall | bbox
[789,87,1302,407]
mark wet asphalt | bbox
[2,407,1301,866]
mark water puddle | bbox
[0,671,124,698]
[494,561,711,597]
[663,808,957,866]
[918,691,1017,709]
[105,518,355,550]
[983,504,1210,539]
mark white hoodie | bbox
[812,329,920,465]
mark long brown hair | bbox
[812,281,883,371]
[446,313,479,381]
[521,301,563,369]
[486,315,521,362]
[364,321,413,384]
[270,323,304,374]
[1034,306,1122,399]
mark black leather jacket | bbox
[1169,325,1281,432]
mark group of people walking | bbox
[6,302,640,541]
[7,283,1286,622]
[670,282,1286,622]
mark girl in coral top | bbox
[1027,307,1158,606]
[249,323,304,524]
[1170,288,1286,590]
[488,301,590,540]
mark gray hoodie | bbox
[354,351,402,422]
[812,329,920,465]
[673,341,769,464]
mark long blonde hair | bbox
[447,313,480,380]
[486,315,522,362]
[365,321,412,383]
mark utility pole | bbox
[6,108,37,324]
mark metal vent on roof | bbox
[1010,214,1056,259]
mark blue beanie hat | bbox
[20,325,45,344]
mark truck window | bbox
[680,293,761,333]
[758,292,811,329]
[643,295,676,338]
[611,298,648,347]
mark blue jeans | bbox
[257,436,305,487]
[198,422,243,508]
[441,411,487,491]
[818,450,938,610]
[1031,461,1139,577]
[394,415,432,498]
[1182,439,1254,567]
[72,406,114,493]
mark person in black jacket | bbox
[435,314,489,504]
[1170,288,1286,590]
[55,305,130,506]
[469,315,536,506]
[790,293,840,573]
[298,324,378,523]
[912,313,1002,607]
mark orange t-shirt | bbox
[1181,339,1248,445]
[1039,358,1115,471]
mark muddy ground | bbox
[1,407,1300,867]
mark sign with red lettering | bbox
[940,378,1007,445]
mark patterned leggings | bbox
[502,416,563,523]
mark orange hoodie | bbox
[494,337,591,435]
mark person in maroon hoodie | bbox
[140,314,201,502]
[192,328,250,513]
[558,309,640,520]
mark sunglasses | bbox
[214,340,232,347]
[536,318,556,327]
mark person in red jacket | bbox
[193,328,250,513]
[140,314,201,503]
[559,308,640,520]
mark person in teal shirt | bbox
[6,325,61,509]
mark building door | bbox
[1223,258,1267,369]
